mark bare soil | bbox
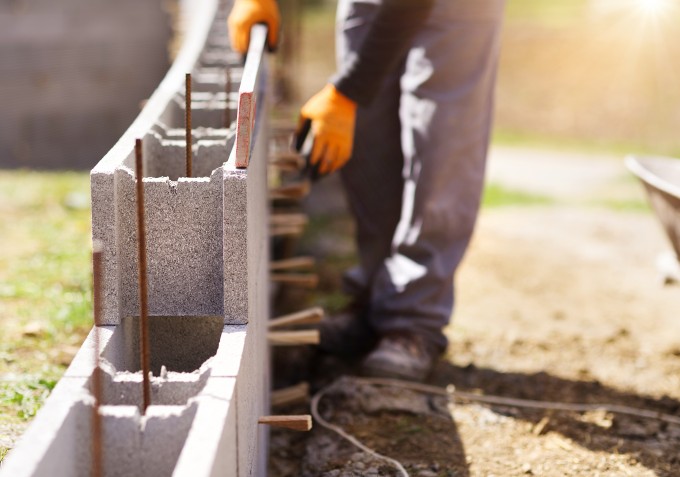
[270,149,680,476]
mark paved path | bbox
[486,146,643,203]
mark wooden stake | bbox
[269,256,315,272]
[271,382,310,407]
[269,307,323,329]
[270,226,305,238]
[135,139,152,414]
[268,330,320,346]
[269,151,305,171]
[270,213,308,227]
[270,273,319,288]
[270,181,310,200]
[185,73,193,178]
[258,415,312,431]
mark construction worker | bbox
[229,0,505,381]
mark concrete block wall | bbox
[0,0,272,475]
[0,0,171,169]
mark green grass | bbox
[492,128,680,160]
[0,170,92,462]
[591,198,650,212]
[0,378,57,421]
[505,0,588,23]
[482,183,554,208]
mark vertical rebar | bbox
[135,138,152,414]
[224,67,232,129]
[91,243,104,477]
[185,73,193,178]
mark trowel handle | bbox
[294,118,312,153]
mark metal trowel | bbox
[293,118,323,182]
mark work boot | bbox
[361,332,440,382]
[318,311,378,358]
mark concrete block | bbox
[222,167,249,324]
[102,315,223,375]
[115,168,225,320]
[0,381,90,477]
[175,388,238,477]
[209,325,247,377]
[139,404,199,477]
[63,325,115,378]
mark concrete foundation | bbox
[0,0,272,475]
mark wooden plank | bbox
[270,213,308,227]
[269,151,304,172]
[235,24,268,168]
[258,415,312,431]
[269,256,315,272]
[270,273,319,288]
[268,330,320,346]
[270,181,310,200]
[270,225,305,237]
[269,307,323,328]
[271,382,310,407]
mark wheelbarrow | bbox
[626,155,680,283]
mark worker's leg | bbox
[336,0,405,303]
[317,0,407,357]
[367,0,506,350]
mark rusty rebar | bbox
[224,67,232,128]
[185,73,193,178]
[91,243,104,477]
[135,138,152,413]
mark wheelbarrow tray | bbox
[626,155,680,259]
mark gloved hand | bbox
[298,84,358,175]
[227,0,280,54]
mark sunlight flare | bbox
[634,0,672,16]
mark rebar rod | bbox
[91,243,104,477]
[185,73,193,178]
[135,138,152,413]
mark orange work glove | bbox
[298,84,358,175]
[227,0,280,54]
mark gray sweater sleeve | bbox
[332,0,436,106]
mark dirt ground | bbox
[269,148,680,476]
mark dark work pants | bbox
[336,0,505,349]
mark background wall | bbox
[0,0,172,169]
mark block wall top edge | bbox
[222,145,248,175]
[115,167,224,184]
[91,0,219,175]
[63,325,115,378]
[223,168,248,180]
[145,176,213,185]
